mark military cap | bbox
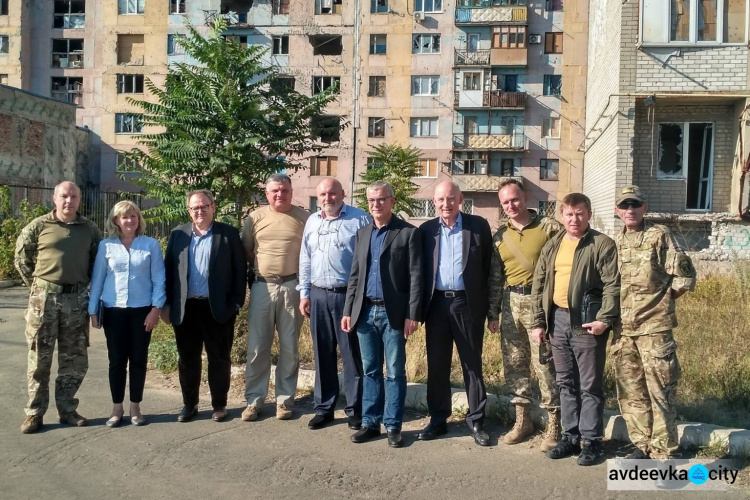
[616,185,646,206]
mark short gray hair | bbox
[367,180,394,198]
[185,189,215,206]
[266,173,292,187]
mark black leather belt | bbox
[507,285,532,295]
[312,285,348,293]
[256,273,297,284]
[187,297,209,301]
[33,278,83,294]
[366,297,385,306]
[555,305,569,313]
[434,289,466,298]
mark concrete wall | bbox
[0,85,91,187]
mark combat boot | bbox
[20,415,43,434]
[540,409,561,452]
[502,404,534,445]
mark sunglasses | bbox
[617,200,644,209]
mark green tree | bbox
[121,19,340,226]
[0,186,47,280]
[354,143,422,217]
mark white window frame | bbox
[414,0,442,13]
[272,36,289,55]
[117,74,144,94]
[542,117,560,138]
[0,35,8,55]
[370,34,387,54]
[410,117,438,137]
[167,34,186,55]
[640,0,749,45]
[412,34,441,54]
[119,0,145,15]
[170,0,186,14]
[416,158,439,178]
[115,113,143,134]
[463,72,481,90]
[411,75,439,96]
[368,117,386,137]
[540,158,559,180]
[312,76,340,95]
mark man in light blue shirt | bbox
[298,178,370,430]
[187,225,212,298]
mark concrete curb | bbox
[276,366,750,458]
[0,280,21,289]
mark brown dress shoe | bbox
[212,407,228,422]
[59,412,88,427]
[177,405,198,422]
[21,415,43,434]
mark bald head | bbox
[433,181,463,226]
[52,181,81,223]
[316,177,346,217]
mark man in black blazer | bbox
[161,189,247,423]
[418,181,493,446]
[341,181,423,448]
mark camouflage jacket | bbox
[487,211,562,321]
[616,221,696,336]
[14,211,102,287]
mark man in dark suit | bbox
[341,181,423,448]
[418,181,493,446]
[161,189,247,423]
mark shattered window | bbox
[412,34,440,54]
[658,123,684,178]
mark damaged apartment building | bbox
[584,0,750,260]
[0,0,586,228]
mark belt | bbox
[365,297,385,306]
[555,305,570,313]
[33,278,84,294]
[187,296,209,301]
[255,273,297,284]
[434,289,466,298]
[506,285,532,295]
[312,285,348,293]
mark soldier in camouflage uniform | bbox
[487,179,562,450]
[15,181,101,434]
[613,185,696,459]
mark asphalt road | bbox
[0,287,747,500]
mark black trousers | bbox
[173,298,235,409]
[310,286,363,417]
[425,293,487,428]
[549,307,610,443]
[102,306,152,404]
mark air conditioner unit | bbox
[528,34,542,44]
[414,11,425,22]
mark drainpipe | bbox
[350,0,361,200]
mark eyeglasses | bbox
[617,200,644,209]
[188,204,212,214]
[367,196,393,205]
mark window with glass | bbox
[492,26,526,48]
[540,159,559,180]
[167,34,186,55]
[412,199,437,218]
[412,34,441,53]
[370,34,387,54]
[543,75,562,96]
[54,0,85,28]
[368,117,386,137]
[544,32,563,53]
[117,74,144,94]
[313,76,340,95]
[463,72,481,90]
[538,201,557,217]
[115,113,143,134]
[641,0,746,44]
[371,0,388,13]
[542,117,560,138]
[412,75,439,95]
[170,0,186,13]
[368,75,386,97]
[410,117,438,137]
[415,0,442,12]
[272,36,289,55]
[118,0,145,15]
[52,39,84,68]
[0,36,8,55]
[51,77,83,104]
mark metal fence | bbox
[2,184,178,239]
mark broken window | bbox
[312,76,340,95]
[463,72,481,90]
[492,25,526,48]
[54,0,85,28]
[540,159,558,180]
[412,34,440,54]
[272,36,289,55]
[273,0,290,14]
[452,151,487,174]
[658,122,714,210]
[310,156,338,176]
[543,74,561,96]
[500,158,516,176]
[170,0,186,13]
[51,77,83,104]
[370,34,386,54]
[0,36,7,54]
[271,76,295,92]
[0,75,7,85]
[167,34,186,55]
[371,0,388,14]
[117,74,144,94]
[412,75,439,95]
[311,115,341,143]
[368,76,386,96]
[116,153,142,172]
[118,0,145,15]
[52,39,84,68]
[415,0,442,12]
[410,117,438,137]
[542,117,560,138]
[224,35,248,48]
[315,0,342,14]
[1,0,7,15]
[115,113,143,134]
[368,117,385,138]
[311,35,342,55]
[544,32,563,54]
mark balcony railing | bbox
[486,90,526,107]
[455,5,526,24]
[451,172,524,192]
[452,132,525,149]
[203,10,249,27]
[454,49,491,66]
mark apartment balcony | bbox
[452,132,525,150]
[204,10,250,27]
[490,47,527,65]
[451,173,523,192]
[455,4,527,25]
[454,49,491,66]
[455,90,527,109]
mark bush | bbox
[0,186,48,281]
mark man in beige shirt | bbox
[242,173,310,421]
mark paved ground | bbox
[0,287,747,500]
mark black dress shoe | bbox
[418,422,448,441]
[472,422,490,447]
[308,413,334,430]
[347,416,362,430]
[177,405,198,423]
[351,426,381,443]
[387,428,403,448]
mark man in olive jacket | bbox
[530,193,620,466]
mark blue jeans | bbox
[356,304,407,431]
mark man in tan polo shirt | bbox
[242,173,310,421]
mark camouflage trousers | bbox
[24,283,90,417]
[500,289,559,409]
[611,330,681,459]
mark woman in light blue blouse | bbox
[89,200,166,427]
